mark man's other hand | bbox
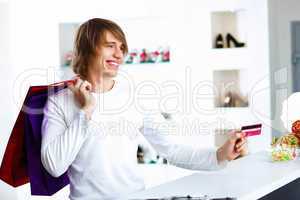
[216,131,248,164]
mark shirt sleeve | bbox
[41,94,91,177]
[140,113,227,170]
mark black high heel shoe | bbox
[215,34,224,48]
[226,33,245,48]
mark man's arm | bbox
[41,95,90,177]
[140,126,225,170]
[140,113,246,170]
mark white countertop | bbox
[128,151,300,200]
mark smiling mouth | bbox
[106,60,119,70]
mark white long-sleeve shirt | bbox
[41,80,225,200]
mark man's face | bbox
[96,31,125,78]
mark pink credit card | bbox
[241,124,262,137]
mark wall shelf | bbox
[211,10,248,49]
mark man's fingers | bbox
[235,141,246,150]
[236,132,246,138]
[79,80,92,92]
[69,78,92,94]
[75,78,83,89]
[229,132,242,143]
[236,140,247,152]
[235,138,246,148]
[85,81,92,91]
[68,83,75,92]
[236,145,245,153]
[230,131,246,143]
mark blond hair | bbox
[72,18,128,77]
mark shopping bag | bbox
[0,80,75,195]
[0,110,29,187]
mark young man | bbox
[41,18,247,200]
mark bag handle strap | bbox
[49,75,80,86]
[49,79,76,87]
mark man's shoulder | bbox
[49,87,72,98]
[47,88,74,107]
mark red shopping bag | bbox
[0,80,75,192]
[0,110,28,187]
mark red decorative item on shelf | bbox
[292,120,300,138]
[292,120,300,148]
[139,49,148,63]
[162,48,170,62]
[124,47,170,64]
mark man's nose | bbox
[114,48,123,59]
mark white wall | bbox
[0,1,12,159]
[269,0,300,136]
[0,2,19,200]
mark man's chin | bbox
[104,70,118,78]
